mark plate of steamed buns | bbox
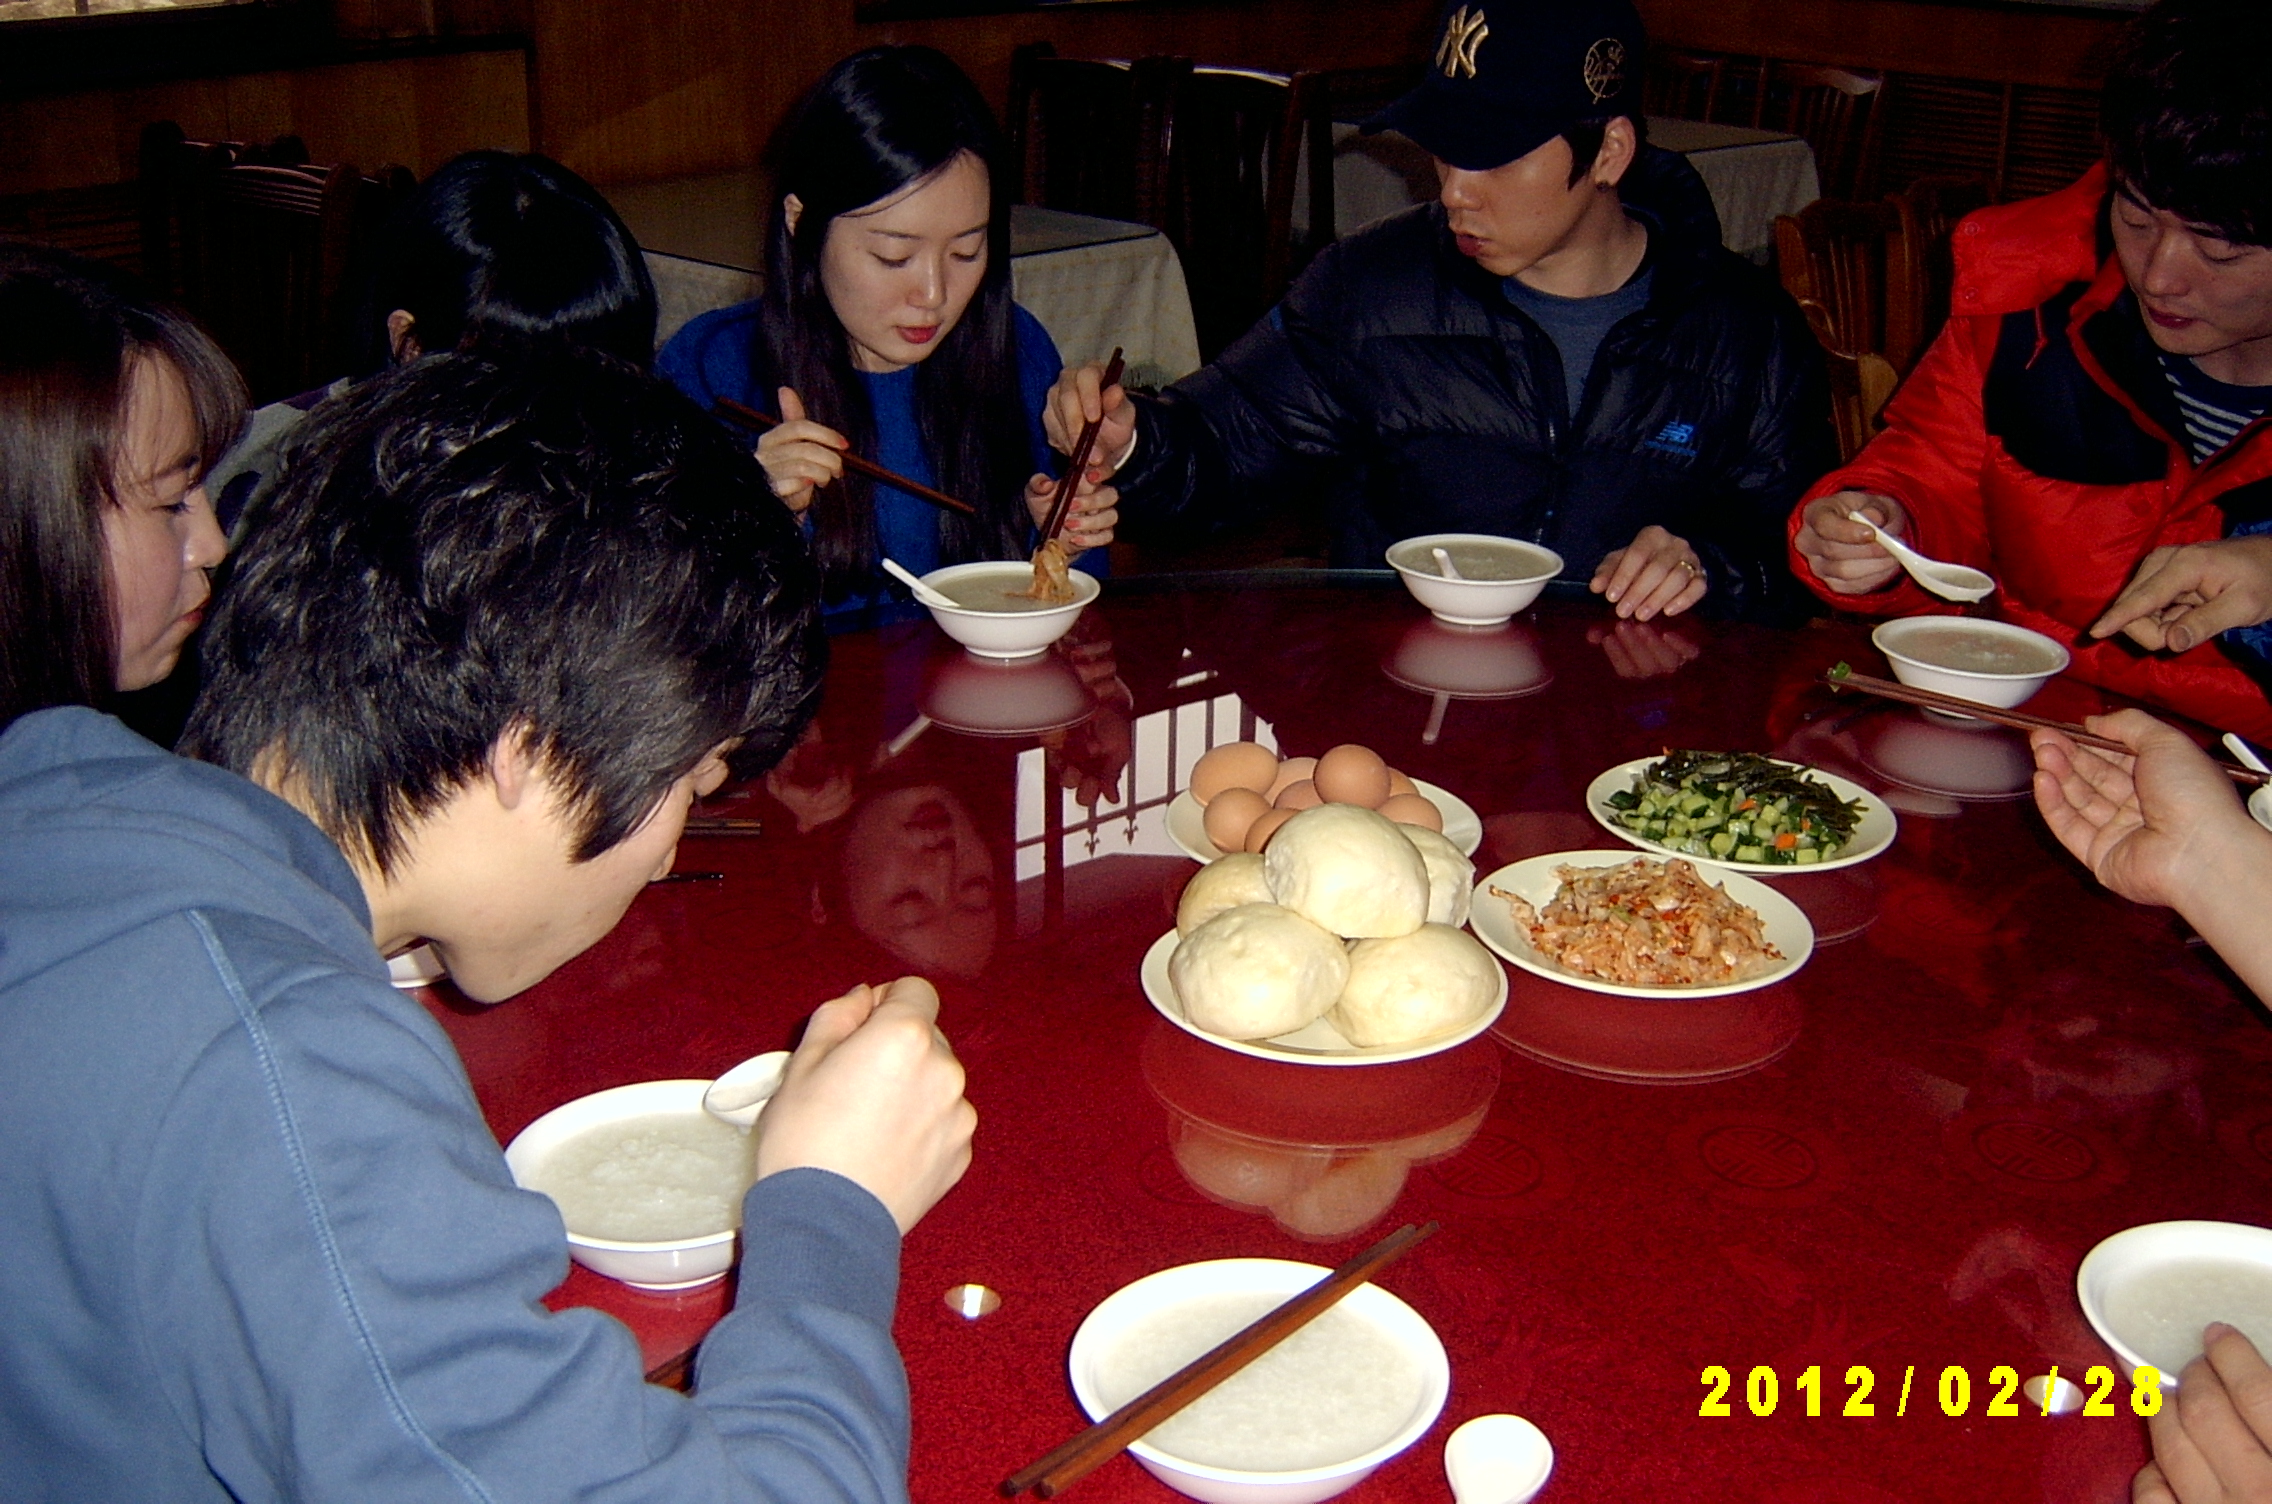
[1145,796,1507,1065]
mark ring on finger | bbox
[1676,558,1698,577]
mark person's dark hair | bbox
[762,45,1034,599]
[2101,0,2272,247]
[182,345,824,872]
[1562,112,1648,189]
[348,151,658,375]
[0,241,244,730]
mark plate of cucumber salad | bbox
[1585,751,1897,875]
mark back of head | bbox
[183,346,823,872]
[354,152,659,374]
[0,241,244,730]
[2102,0,2272,246]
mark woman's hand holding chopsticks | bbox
[1023,470,1118,553]
[753,386,846,515]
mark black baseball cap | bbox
[1365,0,1647,172]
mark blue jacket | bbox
[0,708,911,1503]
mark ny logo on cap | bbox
[1582,37,1626,103]
[1437,6,1488,80]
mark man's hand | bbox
[754,386,846,516]
[1794,491,1912,595]
[1043,362,1137,476]
[755,976,975,1234]
[2091,536,2272,653]
[2133,1324,2272,1504]
[1589,524,1707,620]
[2029,710,2252,911]
[1023,472,1119,553]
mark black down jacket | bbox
[1114,145,1835,623]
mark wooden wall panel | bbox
[0,48,529,195]
[1636,0,2124,91]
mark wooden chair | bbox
[1888,175,1992,366]
[1280,62,1424,289]
[1780,199,1905,460]
[1643,48,1729,124]
[140,122,410,403]
[1006,43,1187,232]
[1758,63,1886,199]
[1165,66,1301,358]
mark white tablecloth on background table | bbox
[1290,115,1821,263]
[625,171,1201,386]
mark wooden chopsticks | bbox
[1821,665,2272,787]
[1037,348,1125,548]
[682,816,765,836]
[711,398,977,516]
[1001,1221,1438,1498]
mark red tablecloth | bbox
[424,581,2271,1503]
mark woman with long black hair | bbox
[658,46,1116,617]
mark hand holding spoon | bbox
[1847,511,1995,603]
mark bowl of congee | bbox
[1872,616,2070,710]
[1386,533,1562,627]
[917,559,1098,660]
[505,1071,782,1290]
[1067,1257,1449,1504]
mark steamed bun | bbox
[1263,803,1429,938]
[1400,824,1475,928]
[1176,853,1275,936]
[1329,923,1501,1047]
[1169,903,1349,1040]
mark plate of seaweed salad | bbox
[1585,751,1897,874]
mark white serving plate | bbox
[1140,931,1506,1067]
[1068,1257,1450,1504]
[1584,757,1897,875]
[2078,1220,2272,1387]
[1469,851,1814,999]
[1166,779,1483,863]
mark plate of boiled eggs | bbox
[1169,742,1483,862]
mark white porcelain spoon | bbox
[1432,546,1467,581]
[1847,512,1995,603]
[2225,733,2272,776]
[880,557,958,610]
[1444,1414,1554,1504]
[702,1050,791,1132]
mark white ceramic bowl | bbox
[1871,617,2070,710]
[917,561,1098,660]
[504,1078,772,1290]
[1068,1258,1449,1504]
[2077,1220,2272,1387]
[1385,534,1562,628]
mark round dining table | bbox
[417,574,2270,1503]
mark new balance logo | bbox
[1642,420,1700,458]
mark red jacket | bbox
[1786,165,2272,741]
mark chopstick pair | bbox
[1820,664,2272,787]
[682,815,765,836]
[1036,349,1125,548]
[711,398,978,517]
[1001,1221,1438,1499]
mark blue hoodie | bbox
[0,708,911,1502]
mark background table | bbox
[421,580,2267,1502]
[1294,116,1822,263]
[617,171,1202,385]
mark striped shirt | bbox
[2161,352,2272,463]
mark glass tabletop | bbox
[422,577,2265,1502]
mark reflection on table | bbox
[419,581,2259,1502]
[616,171,1202,386]
[1293,115,1822,263]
